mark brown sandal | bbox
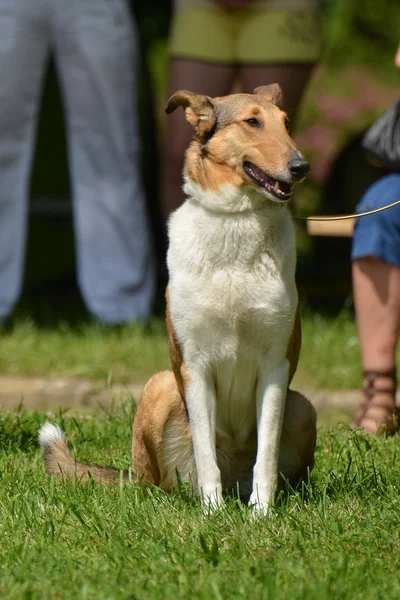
[351,370,399,435]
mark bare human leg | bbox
[352,257,400,433]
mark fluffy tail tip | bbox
[38,422,67,449]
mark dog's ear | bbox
[254,84,283,108]
[166,90,217,141]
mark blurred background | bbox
[25,0,400,317]
[0,0,397,421]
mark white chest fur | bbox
[167,182,297,448]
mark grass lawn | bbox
[0,307,362,390]
[1,404,400,599]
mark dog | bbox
[39,84,317,514]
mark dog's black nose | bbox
[288,157,310,180]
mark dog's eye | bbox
[244,118,261,128]
[285,117,290,132]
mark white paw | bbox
[249,496,271,517]
[249,485,275,517]
[200,484,224,514]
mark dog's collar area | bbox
[243,161,292,200]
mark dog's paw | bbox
[249,485,275,517]
[200,484,224,515]
[249,497,271,517]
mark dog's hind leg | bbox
[132,370,196,491]
[278,390,317,487]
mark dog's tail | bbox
[38,423,132,484]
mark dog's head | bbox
[166,85,309,207]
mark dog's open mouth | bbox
[243,161,292,200]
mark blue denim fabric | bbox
[351,174,400,268]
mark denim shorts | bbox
[351,173,400,268]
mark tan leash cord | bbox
[297,198,400,237]
[296,198,400,222]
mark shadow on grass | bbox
[13,277,89,330]
[8,276,166,332]
[0,406,44,453]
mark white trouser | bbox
[0,0,155,323]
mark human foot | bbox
[351,370,399,434]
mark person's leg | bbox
[52,0,155,324]
[351,174,400,433]
[351,258,400,433]
[353,258,400,374]
[163,59,236,217]
[0,1,49,319]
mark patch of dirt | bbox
[0,376,145,413]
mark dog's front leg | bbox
[249,359,289,515]
[185,369,222,509]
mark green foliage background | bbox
[323,0,400,71]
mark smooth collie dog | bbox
[39,84,316,514]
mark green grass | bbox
[297,309,361,389]
[1,404,400,599]
[0,317,170,384]
[0,308,361,390]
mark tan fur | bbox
[180,90,294,193]
[40,86,316,503]
[165,90,216,138]
[131,370,182,487]
[165,287,187,404]
[42,436,128,484]
[132,370,193,491]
